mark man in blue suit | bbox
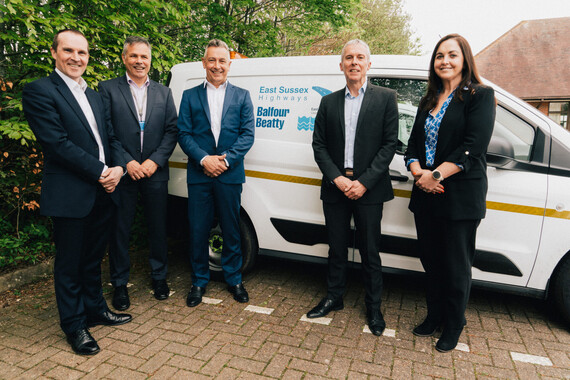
[99,36,178,310]
[178,39,255,307]
[22,29,132,356]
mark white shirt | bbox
[55,68,107,174]
[205,80,227,146]
[126,73,150,149]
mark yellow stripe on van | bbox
[169,162,570,220]
[245,170,322,186]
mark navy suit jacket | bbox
[98,76,178,182]
[312,83,399,204]
[177,82,255,184]
[405,84,496,220]
[22,71,125,218]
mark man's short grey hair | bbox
[122,36,151,56]
[340,39,371,61]
[204,39,230,57]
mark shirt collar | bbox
[345,81,367,98]
[204,80,228,90]
[126,73,150,88]
[55,68,87,92]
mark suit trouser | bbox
[52,187,114,334]
[414,212,480,329]
[323,199,384,310]
[109,178,168,286]
[187,182,243,288]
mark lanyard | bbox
[129,85,148,125]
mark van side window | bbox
[493,106,535,161]
[370,78,427,153]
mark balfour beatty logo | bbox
[256,107,290,130]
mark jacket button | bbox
[136,149,141,153]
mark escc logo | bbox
[296,86,332,131]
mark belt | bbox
[344,168,354,177]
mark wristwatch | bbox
[432,169,443,181]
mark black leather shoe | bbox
[413,316,441,337]
[66,328,100,355]
[87,310,132,327]
[112,285,130,311]
[306,297,344,318]
[436,327,464,352]
[228,283,249,303]
[153,279,170,300]
[186,286,206,307]
[366,309,386,336]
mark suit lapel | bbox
[198,84,211,125]
[337,89,346,139]
[221,82,235,122]
[50,72,96,141]
[85,88,110,160]
[417,110,428,163]
[355,84,373,134]
[145,80,157,123]
[118,77,139,122]
[434,98,459,163]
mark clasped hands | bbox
[126,159,158,181]
[98,166,124,193]
[333,176,367,200]
[202,154,228,178]
[412,169,444,194]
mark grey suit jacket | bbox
[312,83,399,204]
[98,76,178,181]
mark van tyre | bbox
[550,255,570,326]
[208,212,258,280]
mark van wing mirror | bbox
[487,135,515,168]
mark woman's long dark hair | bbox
[420,34,483,111]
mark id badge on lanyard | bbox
[139,121,145,149]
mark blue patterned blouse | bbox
[407,90,463,170]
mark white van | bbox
[167,55,570,323]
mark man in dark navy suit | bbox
[99,36,178,310]
[23,29,132,356]
[178,39,255,307]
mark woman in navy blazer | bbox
[404,34,496,352]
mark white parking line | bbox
[245,305,274,314]
[433,339,470,352]
[300,314,332,325]
[202,297,223,305]
[510,352,553,366]
[455,343,470,352]
[363,326,396,337]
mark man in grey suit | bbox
[99,36,178,310]
[309,40,398,336]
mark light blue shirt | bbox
[344,82,367,168]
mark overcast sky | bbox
[402,0,570,55]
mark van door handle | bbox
[390,170,409,182]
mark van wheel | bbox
[550,255,570,325]
[208,213,258,279]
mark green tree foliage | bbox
[0,0,192,268]
[172,0,355,60]
[291,0,421,56]
[0,0,416,269]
